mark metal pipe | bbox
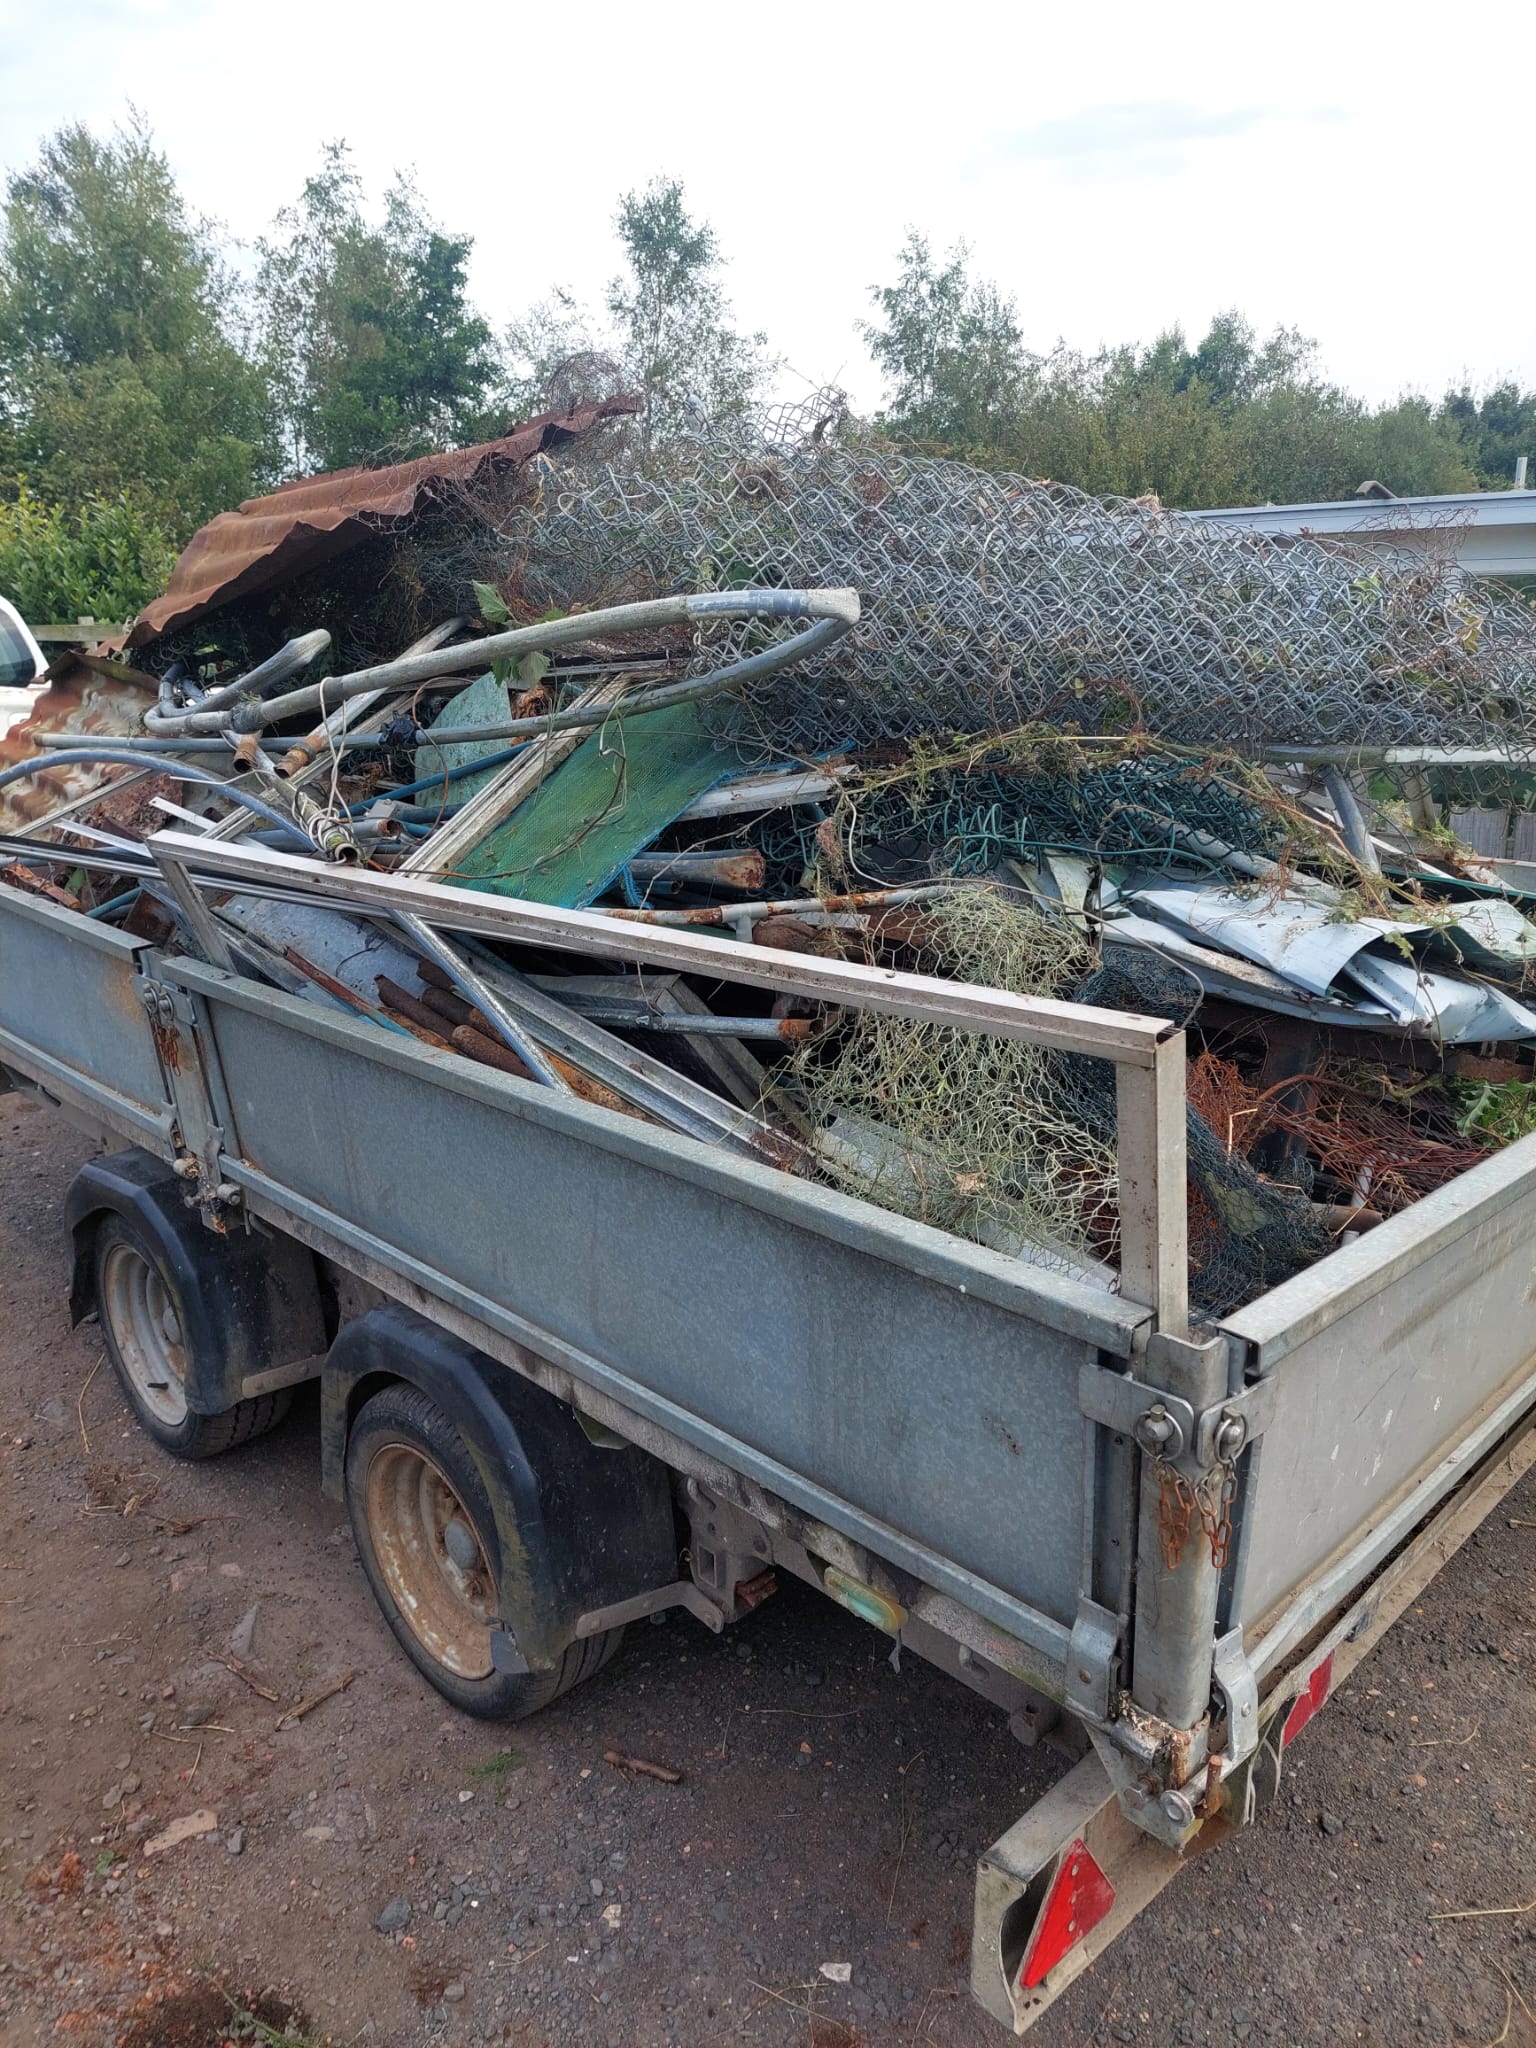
[33,733,319,754]
[618,1011,817,1040]
[271,615,471,778]
[605,882,965,927]
[1262,743,1536,768]
[87,888,141,920]
[1322,767,1383,875]
[403,610,854,748]
[347,746,533,811]
[626,849,766,891]
[144,630,332,732]
[391,913,567,1091]
[0,751,313,845]
[154,588,858,736]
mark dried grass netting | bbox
[795,891,1336,1313]
[751,730,1353,895]
[794,889,1121,1274]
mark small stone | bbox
[101,1784,123,1809]
[443,1980,466,2004]
[226,1828,245,1856]
[120,1773,140,1797]
[457,1789,474,1803]
[227,1604,259,1660]
[373,1897,411,1934]
[181,1704,216,1728]
[1320,1810,1344,1836]
[113,1552,130,1568]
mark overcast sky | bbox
[3,0,1532,414]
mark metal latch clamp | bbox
[1079,1363,1274,1471]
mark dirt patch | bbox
[118,1981,314,2048]
[3,1096,1536,2048]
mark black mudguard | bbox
[65,1148,326,1414]
[321,1304,678,1671]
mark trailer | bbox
[3,837,1535,2035]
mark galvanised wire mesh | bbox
[494,396,1536,761]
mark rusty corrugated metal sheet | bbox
[127,397,640,648]
[0,654,160,834]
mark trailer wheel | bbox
[344,1383,623,1719]
[94,1215,293,1459]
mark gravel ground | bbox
[2,1097,1535,2048]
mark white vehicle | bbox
[0,596,48,736]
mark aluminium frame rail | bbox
[147,828,1192,1336]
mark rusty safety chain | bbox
[1153,1453,1239,1572]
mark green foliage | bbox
[1442,381,1536,489]
[0,483,176,625]
[256,144,504,473]
[605,177,771,446]
[1443,1076,1536,1146]
[864,239,1483,507]
[0,115,271,531]
[464,1746,522,1783]
[859,231,1034,448]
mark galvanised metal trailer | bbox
[4,834,1536,2034]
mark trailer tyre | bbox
[344,1383,623,1719]
[93,1215,293,1459]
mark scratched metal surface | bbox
[167,958,1145,1650]
[0,881,168,1117]
[1229,1135,1536,1631]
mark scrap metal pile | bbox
[7,396,1536,1318]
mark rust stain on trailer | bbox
[127,398,641,648]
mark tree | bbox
[257,145,504,473]
[861,233,1035,449]
[1442,382,1536,488]
[0,115,271,533]
[501,288,627,421]
[604,177,770,446]
[861,258,1486,509]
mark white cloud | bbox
[0,0,1531,415]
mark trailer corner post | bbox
[1114,1029,1188,1339]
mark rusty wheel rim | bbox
[363,1443,497,1679]
[101,1241,188,1428]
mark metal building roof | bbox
[1186,489,1536,579]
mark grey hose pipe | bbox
[158,589,860,737]
[408,606,858,748]
[0,751,314,844]
[144,630,333,734]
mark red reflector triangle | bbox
[1018,1838,1116,1990]
[1281,1650,1334,1748]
